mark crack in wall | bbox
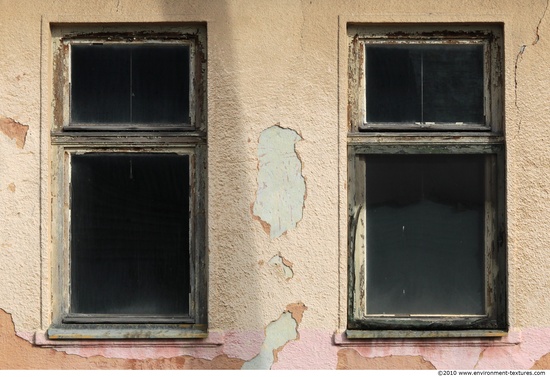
[514,44,526,133]
[299,0,308,54]
[532,0,549,45]
[514,0,549,134]
[473,347,488,369]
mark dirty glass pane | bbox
[365,154,485,315]
[366,44,484,124]
[71,44,190,124]
[132,46,189,123]
[70,154,190,316]
[71,45,131,123]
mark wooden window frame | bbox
[346,24,507,338]
[348,24,503,133]
[48,24,208,339]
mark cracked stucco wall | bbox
[2,0,550,370]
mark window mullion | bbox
[421,50,424,124]
[129,48,133,123]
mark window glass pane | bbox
[71,45,131,123]
[70,153,190,316]
[364,154,485,315]
[423,45,484,122]
[366,46,422,122]
[366,44,484,124]
[71,44,190,124]
[132,46,190,123]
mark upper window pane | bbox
[365,44,484,124]
[71,44,190,125]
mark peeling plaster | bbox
[253,125,306,239]
[268,254,294,280]
[0,309,244,369]
[241,302,307,370]
[0,117,28,149]
[337,349,436,370]
[532,352,550,369]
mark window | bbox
[347,24,506,337]
[49,25,207,339]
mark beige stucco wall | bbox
[1,0,550,369]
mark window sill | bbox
[334,330,517,347]
[44,324,210,341]
[346,329,507,339]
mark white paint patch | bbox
[253,125,305,239]
[241,312,298,370]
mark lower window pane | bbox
[365,154,485,315]
[70,153,190,316]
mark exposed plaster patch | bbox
[285,302,307,324]
[241,302,307,370]
[532,352,550,369]
[252,125,306,239]
[336,349,436,370]
[0,309,243,369]
[268,254,294,280]
[251,203,272,234]
[0,117,29,149]
[7,183,15,193]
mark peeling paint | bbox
[0,117,29,149]
[337,349,436,370]
[268,254,294,280]
[285,302,307,324]
[532,352,550,369]
[253,125,306,239]
[0,309,244,369]
[241,303,307,370]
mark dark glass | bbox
[365,154,485,315]
[71,44,190,124]
[132,46,189,123]
[366,44,484,124]
[70,154,190,316]
[365,46,422,122]
[71,45,131,123]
